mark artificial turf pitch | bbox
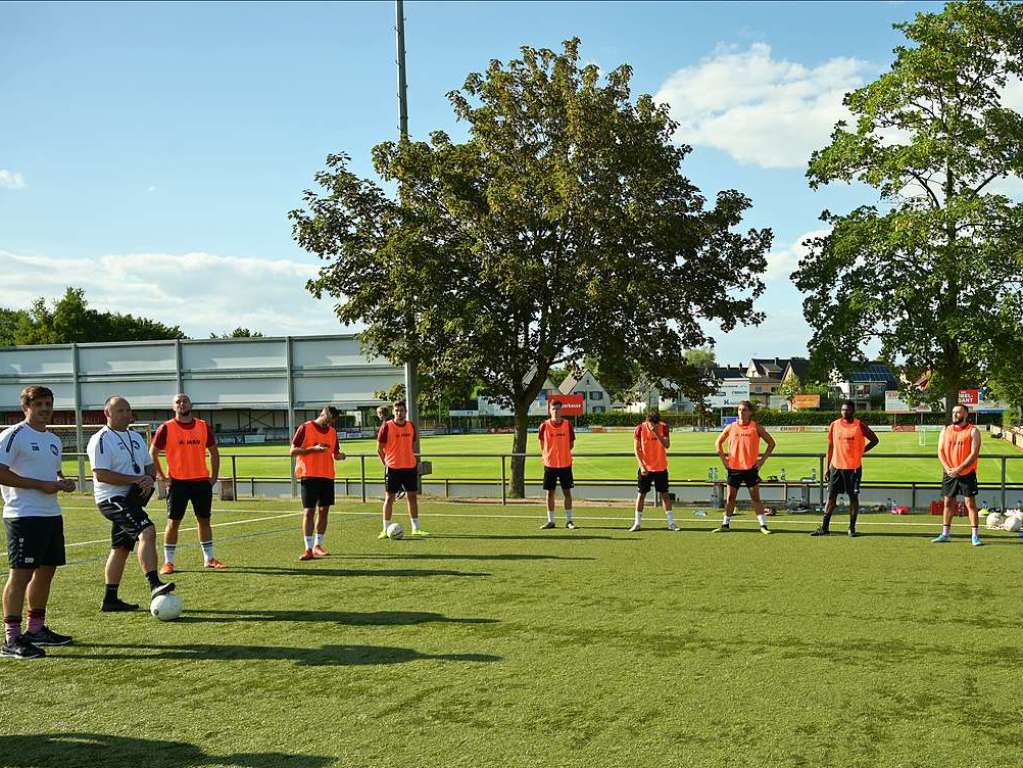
[62,431,1023,485]
[1,497,1022,768]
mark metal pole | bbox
[501,455,507,506]
[395,0,420,462]
[1001,457,1007,511]
[285,336,297,499]
[71,343,85,490]
[360,455,367,504]
[231,455,237,498]
[818,454,825,507]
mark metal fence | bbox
[65,450,1023,511]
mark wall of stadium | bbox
[0,335,404,435]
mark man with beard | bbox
[932,404,983,546]
[811,400,879,537]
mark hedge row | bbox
[454,409,1003,429]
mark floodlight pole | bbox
[395,0,420,448]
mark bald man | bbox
[86,396,174,612]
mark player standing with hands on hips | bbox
[714,400,776,534]
[150,393,226,572]
[539,399,576,530]
[0,386,76,659]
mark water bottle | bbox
[779,468,786,481]
[810,467,817,482]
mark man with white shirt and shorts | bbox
[86,396,175,612]
[0,386,77,659]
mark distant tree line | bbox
[0,287,261,345]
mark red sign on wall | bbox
[958,389,979,407]
[550,393,585,415]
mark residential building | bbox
[558,369,611,414]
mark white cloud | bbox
[147,185,157,193]
[655,43,874,169]
[764,228,831,281]
[0,249,351,337]
[0,170,26,189]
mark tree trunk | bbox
[509,402,530,498]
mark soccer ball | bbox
[151,593,183,621]
[386,522,404,540]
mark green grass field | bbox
[63,431,1022,484]
[2,497,1022,767]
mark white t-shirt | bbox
[86,427,153,503]
[0,421,64,519]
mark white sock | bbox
[666,511,675,526]
[633,512,643,526]
[722,514,732,526]
[757,514,768,527]
[200,540,214,561]
[163,544,176,565]
[411,517,420,531]
[546,510,555,524]
[314,533,324,546]
[382,518,389,531]
[304,535,314,550]
[565,508,573,522]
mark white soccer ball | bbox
[386,522,404,540]
[1003,516,1022,533]
[151,593,183,621]
[986,511,1004,530]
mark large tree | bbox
[794,0,1023,417]
[292,39,771,495]
[13,287,186,344]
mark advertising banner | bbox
[708,380,750,409]
[552,393,585,415]
[792,394,821,410]
[958,389,979,407]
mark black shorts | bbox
[637,469,670,494]
[942,471,979,499]
[828,468,862,497]
[4,516,66,569]
[301,477,336,508]
[98,497,155,551]
[542,466,574,491]
[167,479,214,520]
[385,467,418,494]
[726,468,761,488]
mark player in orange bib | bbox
[933,404,983,546]
[291,405,345,561]
[630,409,677,532]
[811,400,879,537]
[149,393,225,572]
[539,399,576,529]
[713,400,776,533]
[376,400,426,537]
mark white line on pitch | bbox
[64,510,303,548]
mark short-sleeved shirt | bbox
[0,422,63,519]
[377,419,418,469]
[538,418,574,469]
[634,422,669,472]
[292,421,340,479]
[153,418,216,480]
[87,427,153,503]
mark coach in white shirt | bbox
[0,385,76,659]
[87,396,175,613]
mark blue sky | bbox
[1,1,948,360]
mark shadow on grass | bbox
[0,733,333,768]
[180,608,498,626]
[342,552,597,562]
[220,566,490,578]
[433,533,617,541]
[69,642,500,667]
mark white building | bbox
[558,369,611,414]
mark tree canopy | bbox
[794,0,1023,416]
[292,39,771,494]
